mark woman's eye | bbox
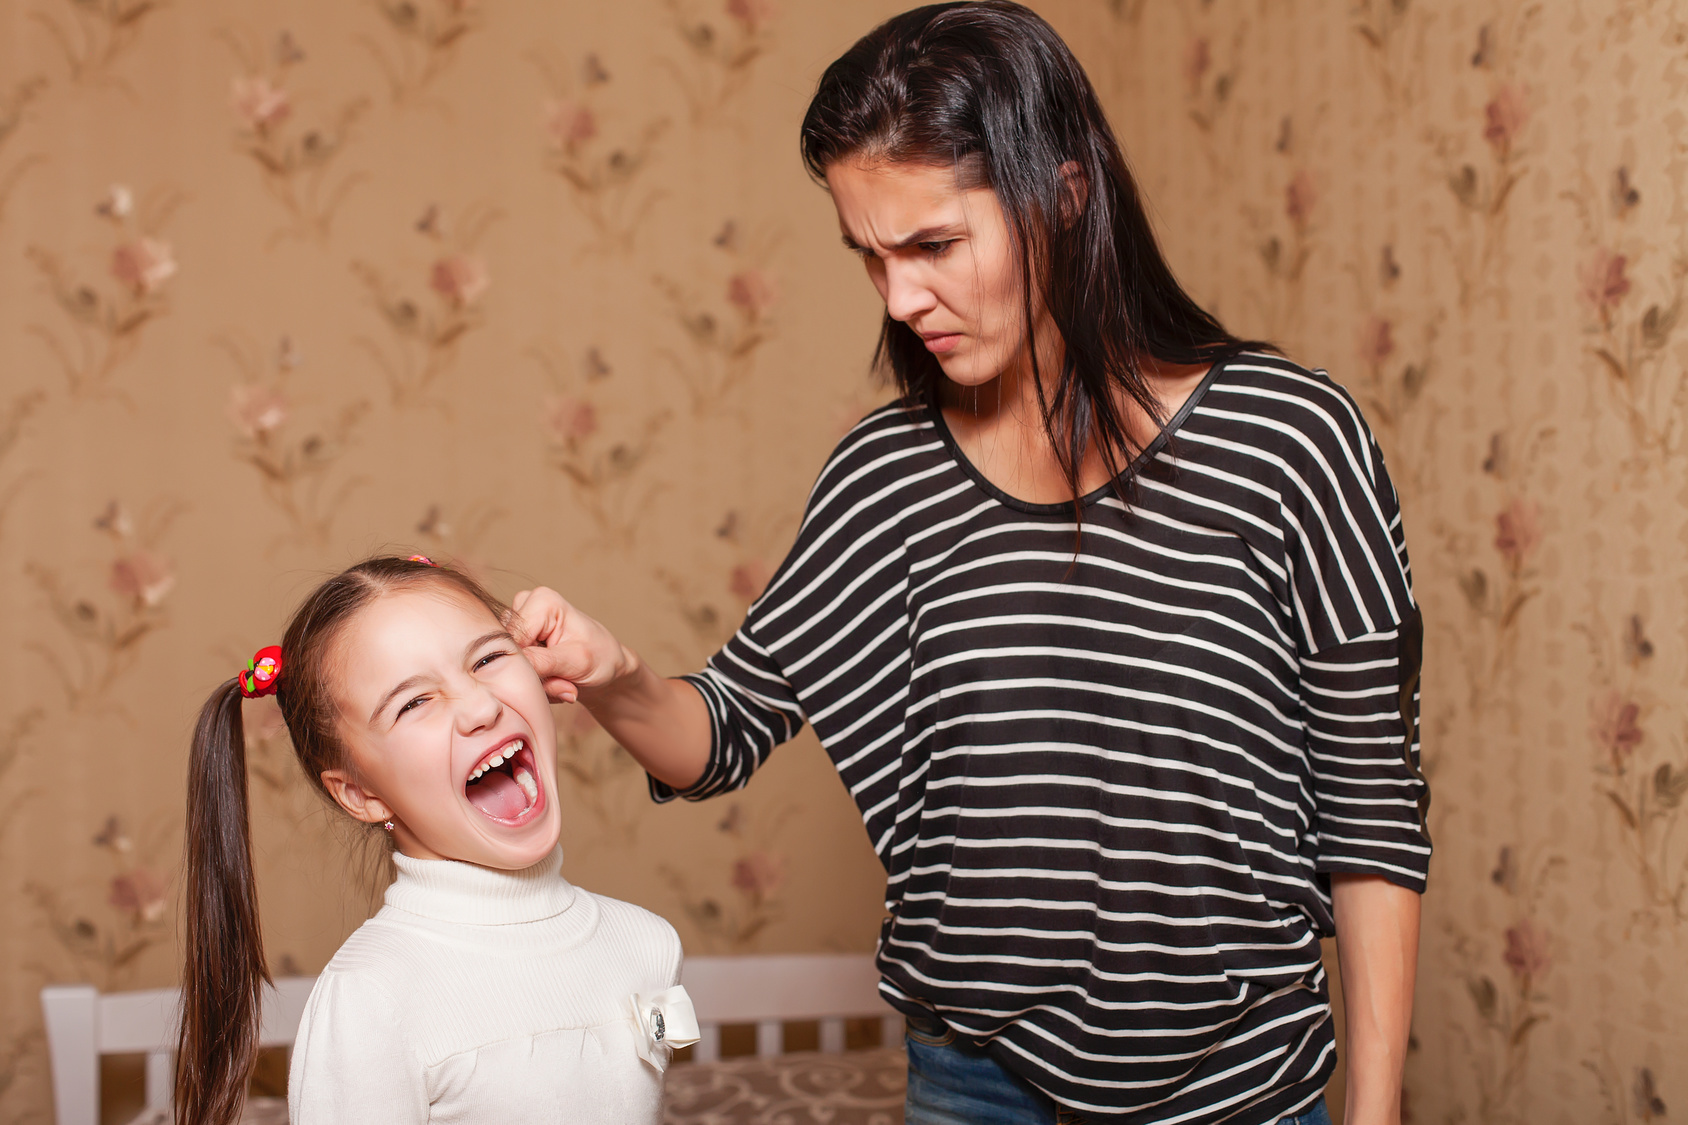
[918,240,953,257]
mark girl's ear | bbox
[320,769,393,825]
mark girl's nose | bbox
[454,681,503,735]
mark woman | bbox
[514,4,1428,1123]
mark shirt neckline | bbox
[926,356,1231,516]
[385,846,578,925]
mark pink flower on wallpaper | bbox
[228,384,289,440]
[430,254,490,309]
[544,100,598,150]
[732,850,785,900]
[729,559,772,603]
[1592,689,1644,771]
[1580,249,1631,319]
[726,269,777,320]
[1183,37,1211,94]
[1482,85,1529,152]
[726,0,776,32]
[229,75,292,133]
[1493,498,1540,572]
[544,396,598,443]
[110,237,177,295]
[109,550,175,609]
[109,866,169,924]
[1501,918,1550,981]
[1285,171,1316,230]
[1359,316,1396,366]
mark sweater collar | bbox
[385,846,576,925]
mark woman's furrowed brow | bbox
[843,225,962,253]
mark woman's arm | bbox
[1331,873,1420,1125]
[510,587,711,790]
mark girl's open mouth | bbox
[463,737,544,825]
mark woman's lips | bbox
[922,333,961,354]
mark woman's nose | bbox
[880,261,938,324]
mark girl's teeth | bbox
[468,741,528,782]
[514,767,538,802]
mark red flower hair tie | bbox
[239,645,283,698]
[408,555,436,567]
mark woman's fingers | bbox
[540,676,579,704]
[510,586,567,647]
[512,586,627,692]
[523,641,581,681]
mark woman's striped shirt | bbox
[654,354,1430,1124]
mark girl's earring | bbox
[382,820,395,832]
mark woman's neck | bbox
[939,351,1211,505]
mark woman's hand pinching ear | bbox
[509,587,633,705]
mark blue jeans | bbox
[903,1014,1334,1125]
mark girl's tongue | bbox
[466,770,529,819]
[464,752,540,821]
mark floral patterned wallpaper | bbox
[0,0,1683,1121]
[0,0,901,1116]
[1071,0,1688,1119]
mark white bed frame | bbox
[40,953,901,1123]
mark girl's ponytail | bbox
[175,679,270,1125]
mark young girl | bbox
[174,556,696,1125]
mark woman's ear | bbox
[1058,160,1089,225]
[321,768,393,825]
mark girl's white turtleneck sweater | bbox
[286,848,682,1124]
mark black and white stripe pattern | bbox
[655,355,1429,1124]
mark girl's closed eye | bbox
[397,694,429,718]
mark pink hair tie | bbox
[408,555,436,567]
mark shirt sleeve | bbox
[1277,386,1416,656]
[287,970,428,1124]
[1272,375,1430,891]
[1302,615,1431,893]
[649,631,805,802]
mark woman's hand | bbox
[509,585,713,789]
[509,587,635,704]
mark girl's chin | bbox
[472,830,561,871]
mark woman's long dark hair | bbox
[175,557,507,1125]
[800,1,1269,508]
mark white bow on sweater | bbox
[631,985,700,1073]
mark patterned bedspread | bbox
[663,1047,908,1125]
